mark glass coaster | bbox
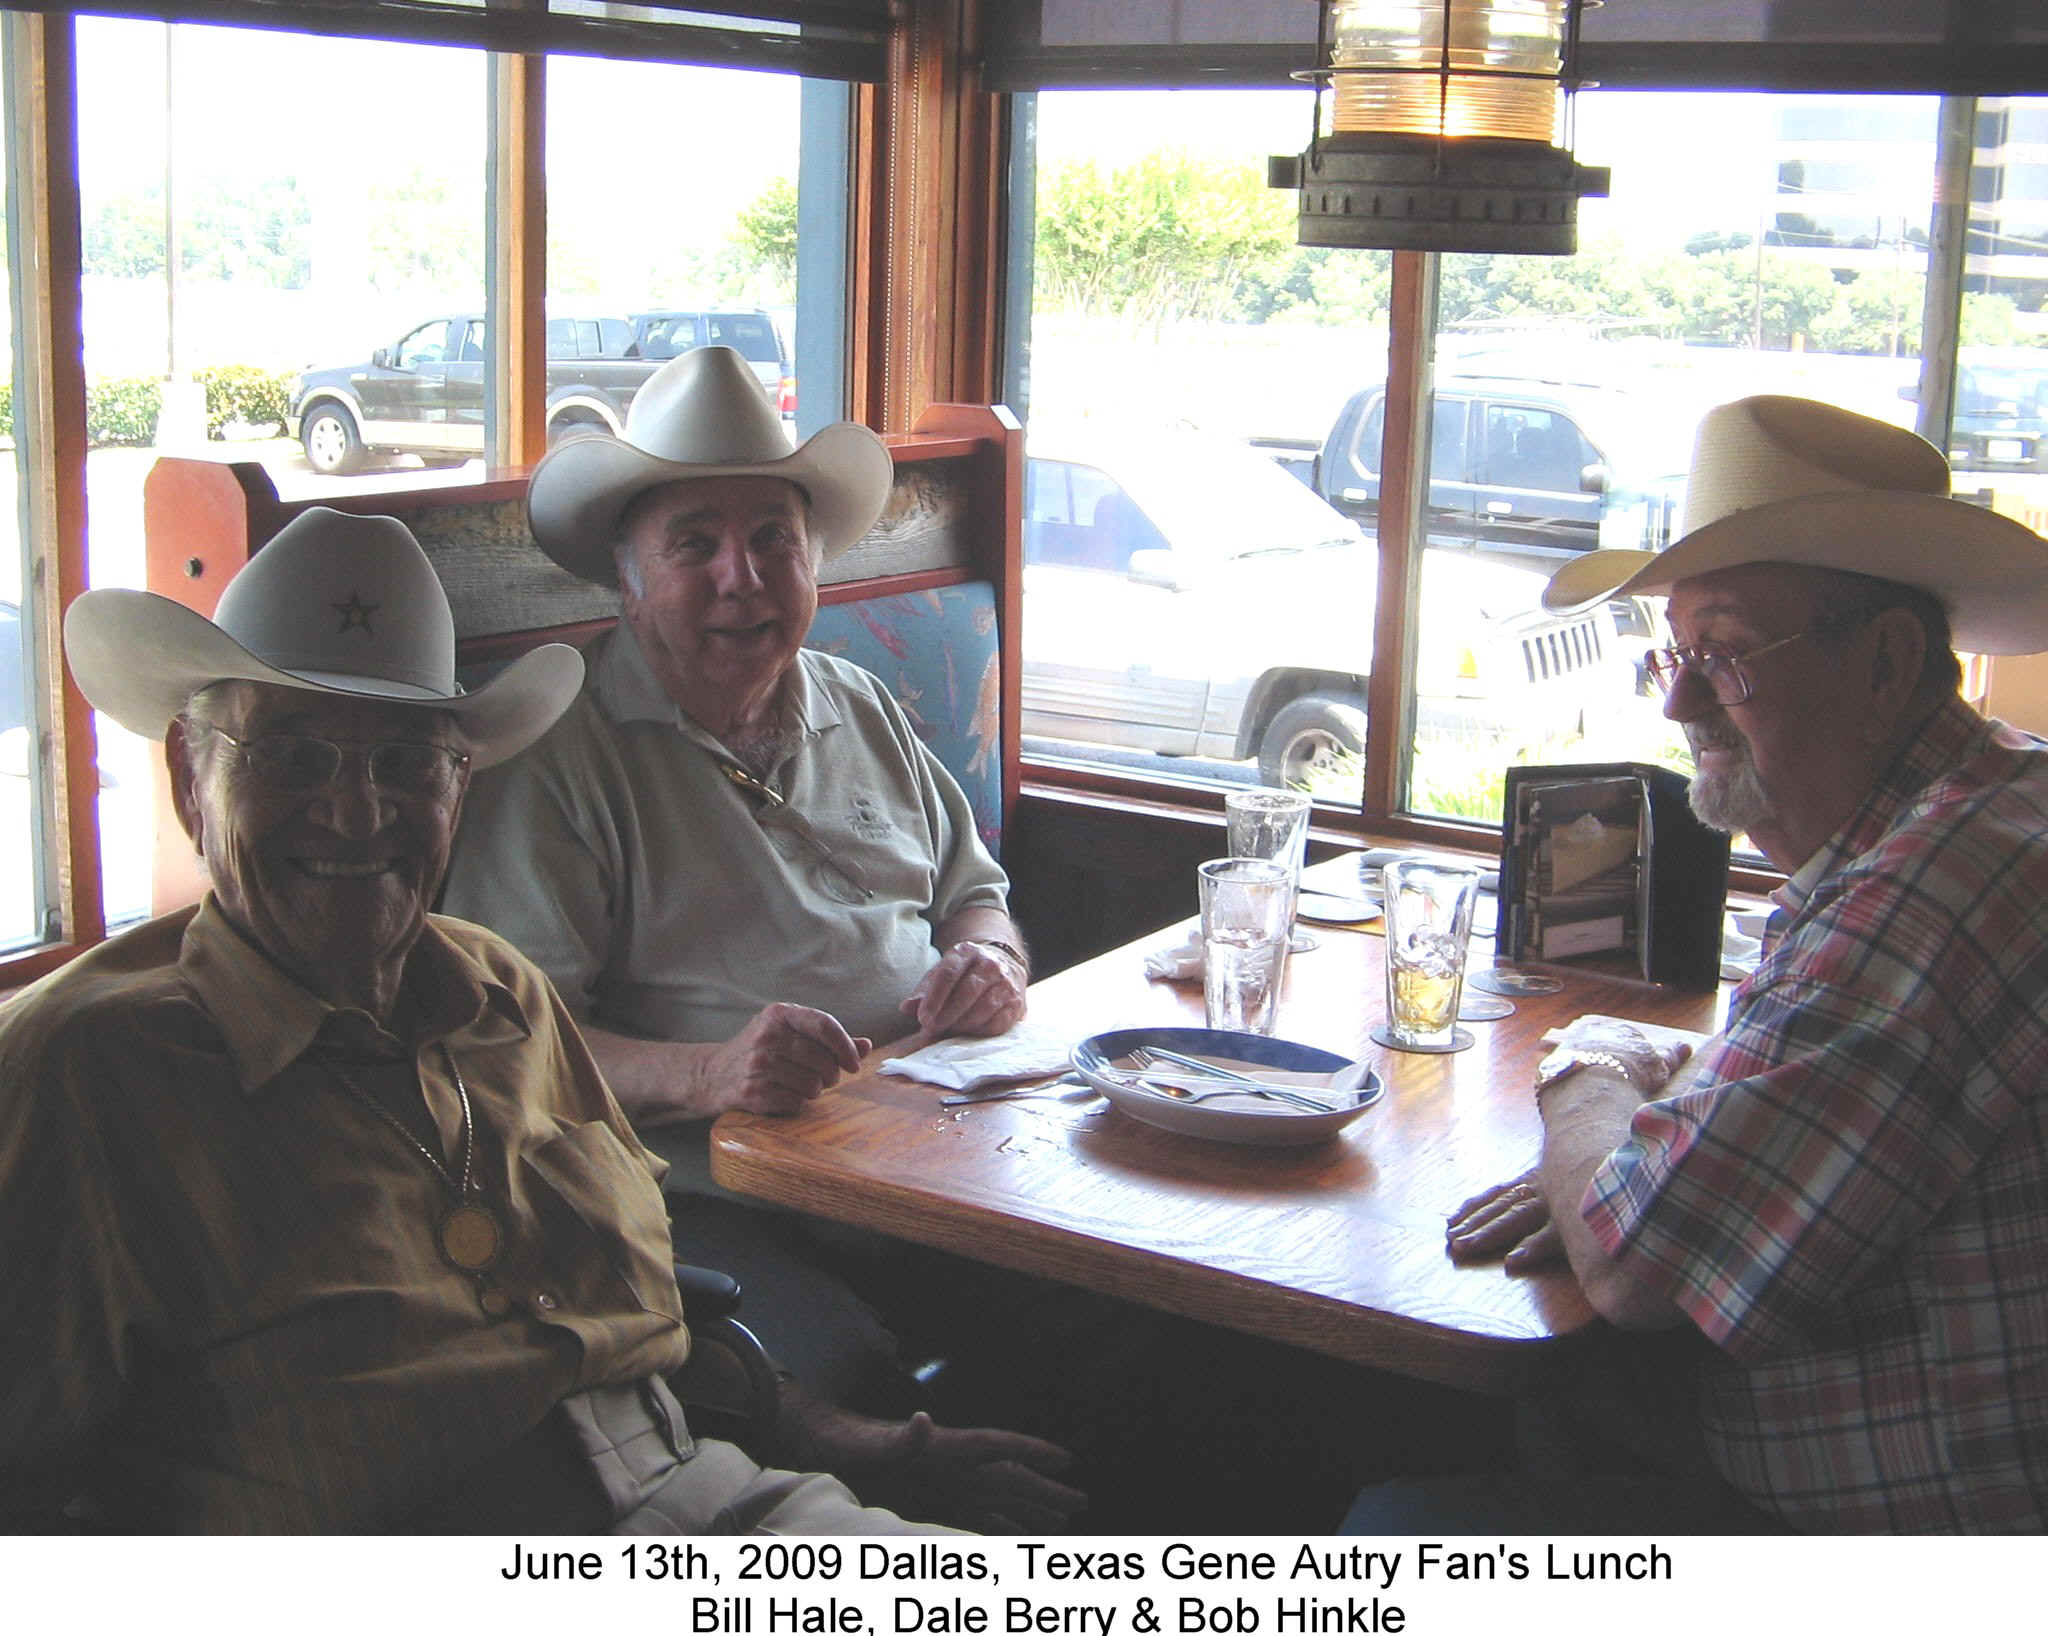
[1468,968,1565,997]
[1459,994,1516,1021]
[1369,1025,1475,1054]
[1289,928,1319,953]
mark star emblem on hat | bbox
[333,592,379,635]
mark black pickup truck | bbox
[287,308,788,475]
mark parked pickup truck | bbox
[288,307,787,475]
[1311,374,1690,568]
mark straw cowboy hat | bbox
[1542,394,2048,655]
[526,344,895,584]
[64,507,583,769]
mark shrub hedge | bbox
[197,363,294,438]
[0,364,296,446]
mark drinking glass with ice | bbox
[1381,859,1483,1050]
[1197,857,1292,1035]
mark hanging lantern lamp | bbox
[1269,0,1611,255]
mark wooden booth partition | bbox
[138,403,1025,918]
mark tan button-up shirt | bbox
[0,899,688,1532]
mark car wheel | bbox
[548,413,609,446]
[1257,692,1367,790]
[300,402,364,476]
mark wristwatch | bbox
[958,937,1027,971]
[1534,1046,1643,1097]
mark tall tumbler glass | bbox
[1197,857,1292,1035]
[1380,858,1482,1050]
[1225,788,1315,952]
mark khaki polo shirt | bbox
[444,627,1009,1050]
[0,899,687,1532]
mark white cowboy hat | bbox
[64,507,583,768]
[1541,394,2048,655]
[526,344,894,584]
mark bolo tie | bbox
[324,1041,508,1312]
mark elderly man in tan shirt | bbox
[0,506,1077,1533]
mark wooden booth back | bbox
[139,404,1024,916]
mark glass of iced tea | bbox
[1381,858,1482,1050]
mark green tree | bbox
[367,166,484,298]
[85,189,167,279]
[732,175,798,300]
[1034,152,1296,326]
[1960,291,2034,350]
[85,177,310,287]
[1806,266,1924,356]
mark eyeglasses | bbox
[205,727,470,799]
[1641,629,1813,707]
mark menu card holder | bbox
[1495,762,1729,990]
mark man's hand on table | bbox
[1446,1169,1564,1272]
[697,1002,871,1117]
[901,939,1028,1038]
[1446,1022,1694,1273]
[775,1388,1085,1533]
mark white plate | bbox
[1296,889,1381,925]
[1073,1027,1383,1147]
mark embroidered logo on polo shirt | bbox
[847,795,894,840]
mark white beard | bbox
[1686,728,1770,838]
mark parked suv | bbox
[1313,376,1689,567]
[1020,429,1639,787]
[288,307,789,475]
[1900,347,2048,474]
[632,309,794,417]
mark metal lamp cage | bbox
[1272,0,1611,255]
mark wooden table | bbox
[712,860,1729,1394]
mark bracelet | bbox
[1534,1048,1642,1099]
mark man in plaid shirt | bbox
[1403,396,2048,1534]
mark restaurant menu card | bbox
[1496,762,1730,990]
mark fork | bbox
[1125,1076,1334,1113]
[1131,1045,1270,1084]
[1127,1047,1342,1113]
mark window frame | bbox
[3,10,106,984]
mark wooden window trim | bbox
[0,10,105,988]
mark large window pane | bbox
[1015,88,1396,799]
[74,17,489,926]
[544,54,843,439]
[1013,86,2048,838]
[1410,90,2046,832]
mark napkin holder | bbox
[1495,762,1729,990]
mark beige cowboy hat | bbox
[64,507,583,768]
[526,344,894,584]
[1542,394,2048,654]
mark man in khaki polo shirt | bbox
[441,348,1033,1405]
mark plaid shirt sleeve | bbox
[1585,716,2048,1365]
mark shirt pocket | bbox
[521,1121,684,1326]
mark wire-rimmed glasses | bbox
[1640,629,1812,707]
[204,727,470,799]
